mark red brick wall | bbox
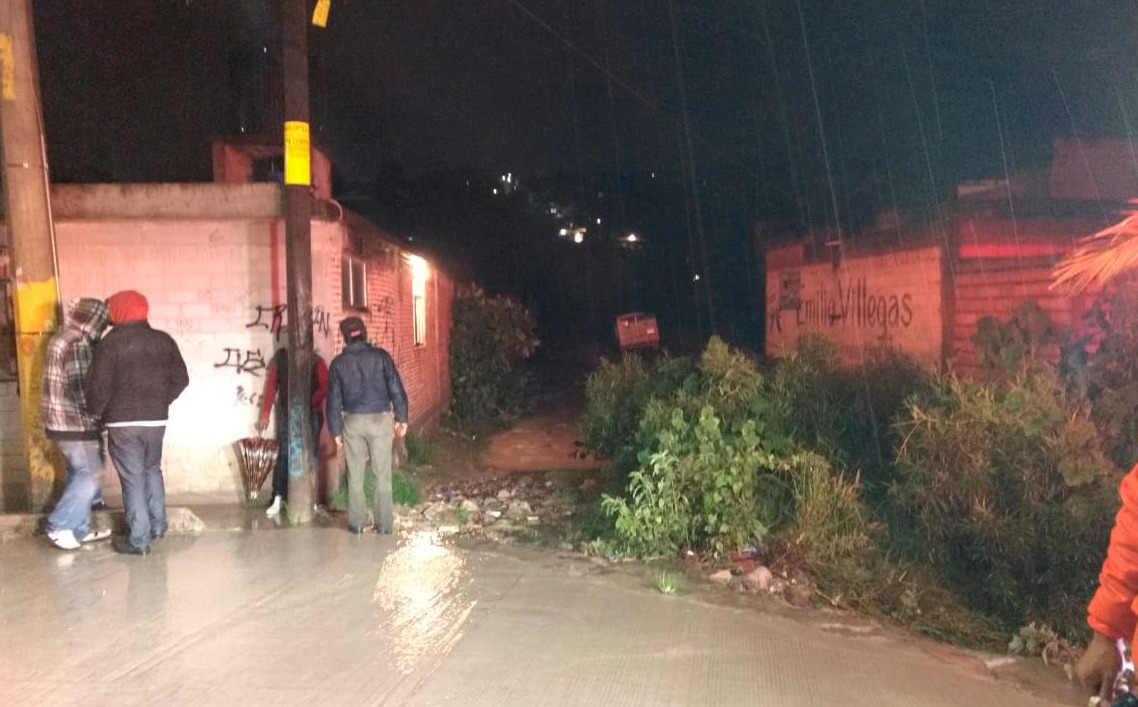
[325,226,453,430]
[950,256,1091,376]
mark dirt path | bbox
[478,401,603,473]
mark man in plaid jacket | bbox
[42,297,113,550]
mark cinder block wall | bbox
[0,215,452,506]
[0,381,25,508]
[47,218,341,500]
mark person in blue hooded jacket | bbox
[326,316,408,534]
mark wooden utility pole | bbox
[281,0,315,522]
[0,0,60,511]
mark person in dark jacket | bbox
[42,297,113,550]
[326,316,408,534]
[86,290,189,555]
[255,346,329,516]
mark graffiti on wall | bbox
[233,384,264,408]
[214,348,267,376]
[246,304,332,340]
[769,271,915,339]
[374,295,396,351]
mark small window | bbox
[409,255,429,347]
[342,254,367,310]
[413,294,426,346]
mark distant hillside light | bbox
[559,228,568,236]
[573,232,584,244]
[626,233,638,242]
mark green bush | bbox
[767,333,931,500]
[330,467,420,510]
[404,432,436,467]
[581,352,697,487]
[970,300,1057,379]
[892,367,1118,637]
[598,337,870,562]
[449,289,539,425]
[778,452,871,566]
[1072,277,1138,470]
[603,404,771,559]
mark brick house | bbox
[0,140,454,510]
[761,139,1134,374]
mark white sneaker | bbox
[80,529,112,543]
[265,496,282,516]
[47,529,80,550]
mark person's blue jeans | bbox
[46,439,102,538]
[107,426,168,552]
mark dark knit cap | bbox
[340,316,367,341]
[106,290,149,324]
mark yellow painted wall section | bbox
[15,332,58,509]
[12,278,60,509]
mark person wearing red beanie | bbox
[86,290,188,555]
[106,290,149,324]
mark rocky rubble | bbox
[707,554,815,607]
[396,473,581,543]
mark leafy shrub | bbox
[768,333,931,499]
[1072,276,1138,469]
[599,337,870,562]
[449,289,539,425]
[892,367,1118,637]
[603,405,772,559]
[970,300,1058,379]
[581,353,697,487]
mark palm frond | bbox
[1052,214,1138,294]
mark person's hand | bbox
[394,422,408,438]
[254,419,268,435]
[1075,631,1121,703]
[334,435,343,448]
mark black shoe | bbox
[375,526,393,535]
[111,536,149,555]
[151,530,166,540]
[348,525,365,535]
[90,501,108,511]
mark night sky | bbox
[35,1,1138,193]
[29,0,1138,347]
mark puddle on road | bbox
[372,530,476,674]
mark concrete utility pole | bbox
[0,0,60,511]
[281,0,315,522]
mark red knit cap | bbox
[106,290,149,324]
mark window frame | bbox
[341,253,368,311]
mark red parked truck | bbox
[615,312,660,352]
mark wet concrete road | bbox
[0,528,1079,706]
